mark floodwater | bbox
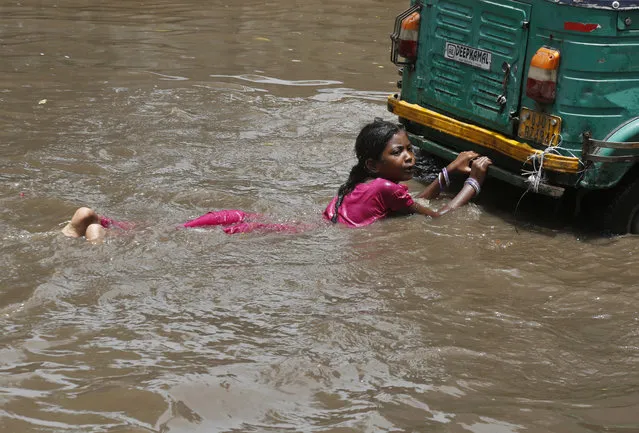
[1,1,639,432]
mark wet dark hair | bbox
[331,119,405,223]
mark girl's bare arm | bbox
[411,156,492,218]
[416,151,479,200]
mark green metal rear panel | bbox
[417,0,531,135]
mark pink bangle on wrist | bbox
[438,167,450,190]
[442,167,450,187]
[464,177,481,195]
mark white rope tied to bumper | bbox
[521,134,582,193]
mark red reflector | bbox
[398,40,418,60]
[564,22,600,32]
[526,79,557,104]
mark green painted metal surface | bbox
[396,0,639,191]
[416,0,531,134]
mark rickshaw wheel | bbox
[603,177,639,235]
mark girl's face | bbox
[368,131,415,182]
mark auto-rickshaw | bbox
[388,0,639,233]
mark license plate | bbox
[517,108,562,146]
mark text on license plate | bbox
[517,108,562,146]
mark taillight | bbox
[526,47,561,104]
[391,4,421,66]
[398,13,420,60]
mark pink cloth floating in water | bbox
[93,210,302,235]
[99,216,134,230]
[182,210,249,227]
[183,210,302,234]
[222,222,301,235]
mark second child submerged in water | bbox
[62,119,491,242]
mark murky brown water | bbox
[2,1,639,432]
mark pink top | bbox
[323,177,415,227]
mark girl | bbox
[62,119,491,242]
[323,119,491,226]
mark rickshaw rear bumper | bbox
[387,94,582,197]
